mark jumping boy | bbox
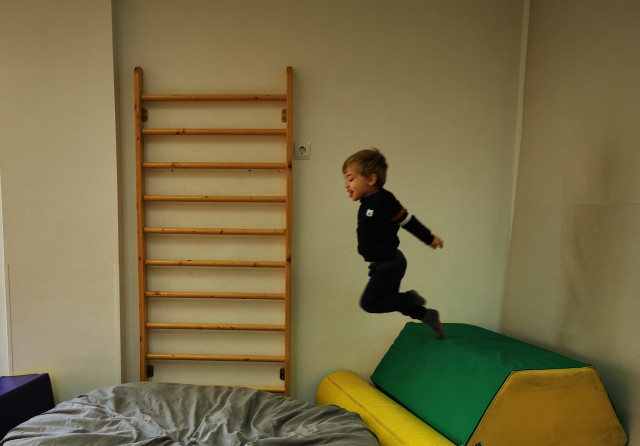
[342,148,444,338]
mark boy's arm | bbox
[393,208,443,249]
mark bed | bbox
[1,381,378,445]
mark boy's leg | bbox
[407,290,444,338]
[359,251,424,318]
[360,251,444,337]
[422,308,444,339]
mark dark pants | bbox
[360,250,426,320]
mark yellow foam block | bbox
[469,366,628,446]
[316,370,454,446]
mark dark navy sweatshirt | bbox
[357,188,435,262]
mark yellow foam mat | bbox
[316,370,454,446]
[469,366,628,446]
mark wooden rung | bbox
[145,259,286,268]
[142,128,286,136]
[144,227,285,236]
[146,323,285,331]
[146,291,286,300]
[141,94,287,102]
[147,353,286,363]
[144,195,286,203]
[143,162,287,170]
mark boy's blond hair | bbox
[342,148,388,187]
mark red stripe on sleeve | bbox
[391,207,407,222]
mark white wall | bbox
[0,0,122,401]
[113,0,525,401]
[0,176,8,376]
[503,0,640,439]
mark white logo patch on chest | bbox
[366,209,374,217]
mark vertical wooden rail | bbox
[134,67,148,381]
[284,67,293,396]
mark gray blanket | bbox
[1,382,378,445]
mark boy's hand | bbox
[430,236,444,249]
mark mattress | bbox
[1,381,379,445]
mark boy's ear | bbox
[366,173,378,186]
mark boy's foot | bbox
[408,290,426,306]
[422,309,444,339]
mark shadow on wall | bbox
[559,145,638,434]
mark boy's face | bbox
[343,166,378,201]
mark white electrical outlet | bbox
[293,142,311,160]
